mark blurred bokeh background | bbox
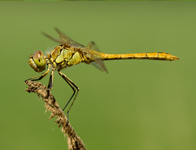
[0,2,195,150]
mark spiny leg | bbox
[48,70,54,89]
[25,65,51,93]
[25,64,51,82]
[58,70,79,122]
[45,70,54,98]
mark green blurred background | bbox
[0,2,195,150]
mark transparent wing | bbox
[42,32,62,43]
[55,28,84,47]
[42,28,84,47]
[85,41,108,73]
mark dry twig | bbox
[25,80,86,150]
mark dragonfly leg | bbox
[58,70,79,122]
[47,70,54,89]
[25,64,51,82]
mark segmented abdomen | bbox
[101,52,179,61]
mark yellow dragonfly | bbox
[26,28,179,121]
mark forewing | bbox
[42,32,62,43]
[55,28,84,47]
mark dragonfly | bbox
[26,28,179,121]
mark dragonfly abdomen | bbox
[101,52,179,61]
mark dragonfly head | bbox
[28,51,46,72]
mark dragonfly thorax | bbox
[48,46,85,71]
[28,51,46,72]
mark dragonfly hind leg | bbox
[58,70,79,122]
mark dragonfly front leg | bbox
[58,70,79,122]
[25,64,51,82]
[25,65,53,93]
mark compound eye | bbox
[33,51,46,67]
[28,51,46,72]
